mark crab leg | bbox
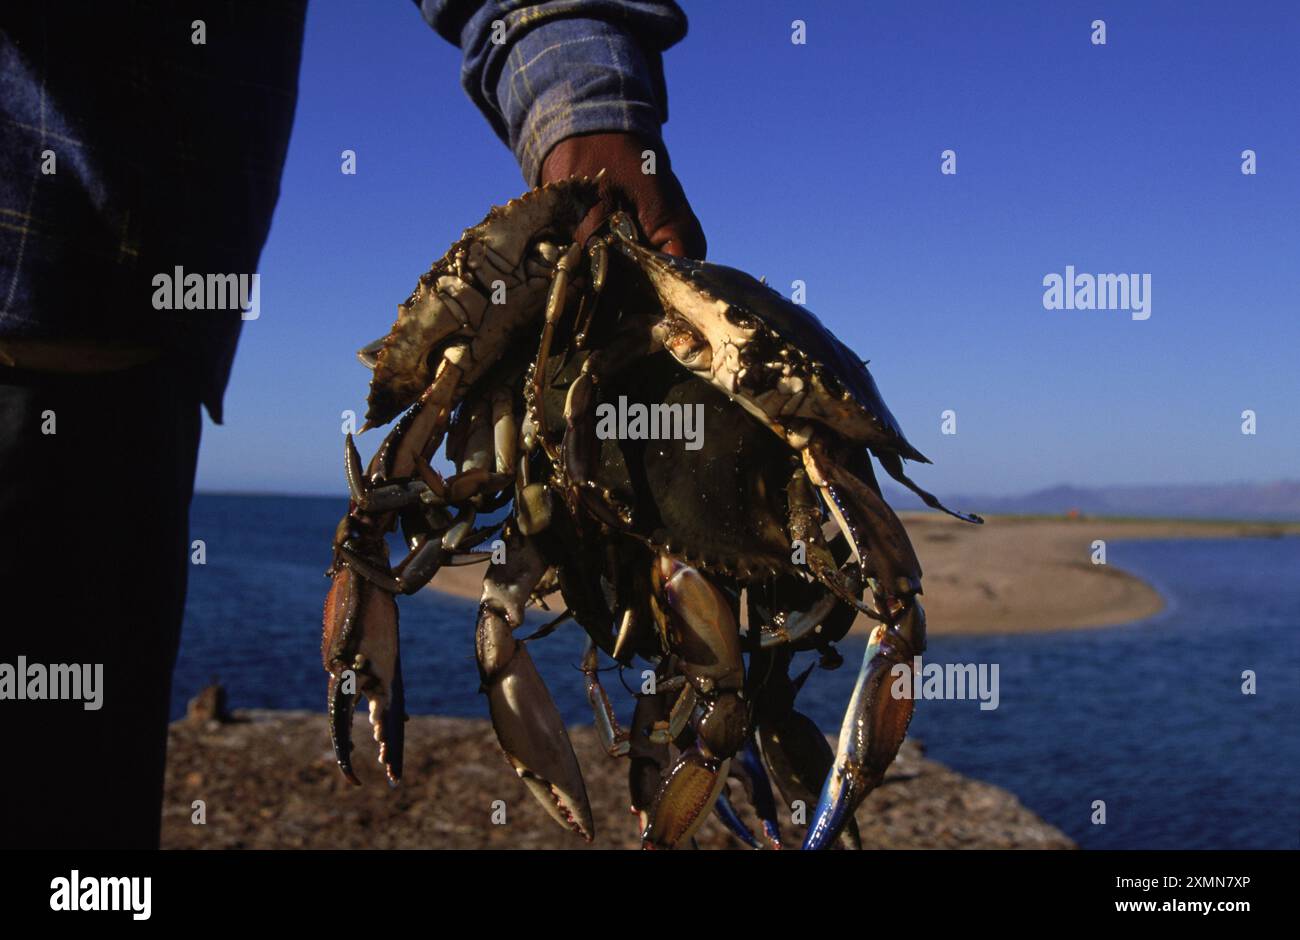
[647,678,695,745]
[582,640,631,758]
[748,577,845,650]
[321,411,440,785]
[344,434,432,511]
[476,523,594,840]
[801,439,921,599]
[324,382,504,783]
[393,508,485,592]
[736,738,783,846]
[803,601,923,850]
[786,466,876,618]
[530,241,583,461]
[712,738,782,849]
[714,788,761,848]
[557,329,656,528]
[628,687,671,835]
[642,555,748,849]
[491,385,517,474]
[751,649,861,849]
[340,481,499,597]
[793,437,926,849]
[560,364,632,528]
[875,449,984,525]
[571,238,608,348]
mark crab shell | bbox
[364,176,601,428]
[612,237,930,464]
[541,343,800,582]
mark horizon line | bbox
[195,476,1300,501]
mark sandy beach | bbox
[426,515,1300,636]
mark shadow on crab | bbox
[321,177,982,850]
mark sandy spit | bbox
[423,515,1299,637]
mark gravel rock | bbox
[162,710,1074,850]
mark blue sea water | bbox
[176,493,1300,849]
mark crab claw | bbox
[714,787,761,849]
[322,564,406,785]
[642,747,731,849]
[734,739,783,848]
[802,604,922,850]
[628,691,670,833]
[476,597,594,840]
[758,709,861,850]
[713,739,783,849]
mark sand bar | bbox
[425,515,1299,636]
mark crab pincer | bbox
[476,527,596,840]
[712,738,783,849]
[802,603,923,849]
[322,562,406,786]
[641,556,749,849]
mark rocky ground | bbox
[161,704,1073,850]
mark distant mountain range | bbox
[886,480,1300,521]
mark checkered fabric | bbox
[0,1,683,420]
[423,0,687,183]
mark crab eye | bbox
[681,342,711,368]
[816,366,843,396]
[666,326,712,370]
[725,304,757,330]
[531,240,561,265]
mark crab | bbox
[321,177,981,850]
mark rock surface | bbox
[161,710,1074,850]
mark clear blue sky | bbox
[196,0,1300,496]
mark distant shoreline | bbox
[424,515,1300,637]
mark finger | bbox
[635,168,706,259]
[646,209,707,260]
[538,132,706,258]
[573,202,609,249]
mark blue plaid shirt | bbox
[423,0,686,183]
[0,0,686,421]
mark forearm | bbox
[417,1,687,183]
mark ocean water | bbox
[176,493,1300,849]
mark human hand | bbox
[540,132,706,259]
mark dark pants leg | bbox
[0,360,200,848]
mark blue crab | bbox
[321,180,980,850]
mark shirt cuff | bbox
[499,17,669,184]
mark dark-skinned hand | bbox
[540,132,706,259]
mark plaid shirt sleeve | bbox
[418,1,688,184]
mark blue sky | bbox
[197,0,1300,496]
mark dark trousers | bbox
[0,361,200,848]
